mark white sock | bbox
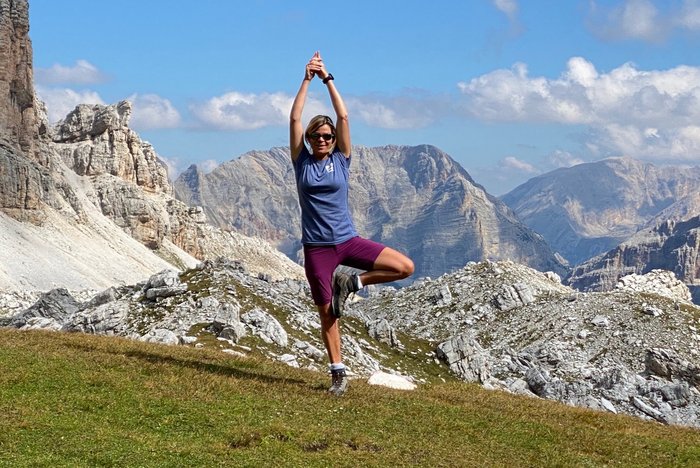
[330,362,345,371]
[354,274,363,290]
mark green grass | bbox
[1,329,699,467]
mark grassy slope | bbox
[1,329,699,467]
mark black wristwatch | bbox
[322,73,334,84]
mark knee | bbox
[399,258,415,279]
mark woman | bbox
[289,51,414,396]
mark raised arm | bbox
[313,54,351,157]
[289,55,317,162]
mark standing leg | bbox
[304,245,348,395]
[317,302,341,363]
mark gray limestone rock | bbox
[241,308,288,347]
[10,288,79,328]
[437,334,491,383]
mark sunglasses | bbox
[309,132,335,142]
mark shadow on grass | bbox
[66,341,307,387]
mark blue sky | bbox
[29,0,700,195]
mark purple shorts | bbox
[303,236,386,306]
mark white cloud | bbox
[459,57,700,127]
[35,86,105,123]
[347,94,440,129]
[127,93,181,130]
[502,156,538,173]
[191,91,325,130]
[190,90,440,131]
[458,56,700,161]
[590,124,700,161]
[588,0,700,42]
[35,60,108,85]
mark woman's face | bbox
[308,124,335,157]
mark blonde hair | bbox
[304,115,336,148]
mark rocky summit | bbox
[3,259,699,428]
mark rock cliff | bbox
[174,145,568,279]
[567,216,700,295]
[0,0,41,161]
[0,0,303,290]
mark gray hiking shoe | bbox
[331,272,358,318]
[329,368,349,396]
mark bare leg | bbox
[359,247,414,286]
[317,302,342,363]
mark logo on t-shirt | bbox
[325,162,334,173]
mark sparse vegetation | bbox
[1,329,699,467]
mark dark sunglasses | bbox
[309,132,335,142]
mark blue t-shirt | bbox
[293,146,357,245]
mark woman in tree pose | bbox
[289,51,414,396]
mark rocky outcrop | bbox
[567,216,700,293]
[174,145,568,279]
[347,261,700,427]
[501,158,700,266]
[0,0,40,161]
[46,101,304,281]
[2,258,431,386]
[52,102,170,194]
[6,258,699,427]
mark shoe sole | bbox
[331,273,343,318]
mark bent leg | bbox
[360,247,414,286]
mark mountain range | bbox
[174,145,569,281]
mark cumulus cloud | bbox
[588,0,700,42]
[588,124,700,161]
[35,60,108,85]
[347,93,442,129]
[190,90,441,131]
[35,86,105,123]
[191,91,326,130]
[458,57,700,161]
[127,93,181,130]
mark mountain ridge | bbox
[174,144,568,280]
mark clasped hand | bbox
[305,51,328,81]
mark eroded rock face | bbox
[52,101,170,194]
[0,0,304,290]
[568,217,700,295]
[0,0,40,161]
